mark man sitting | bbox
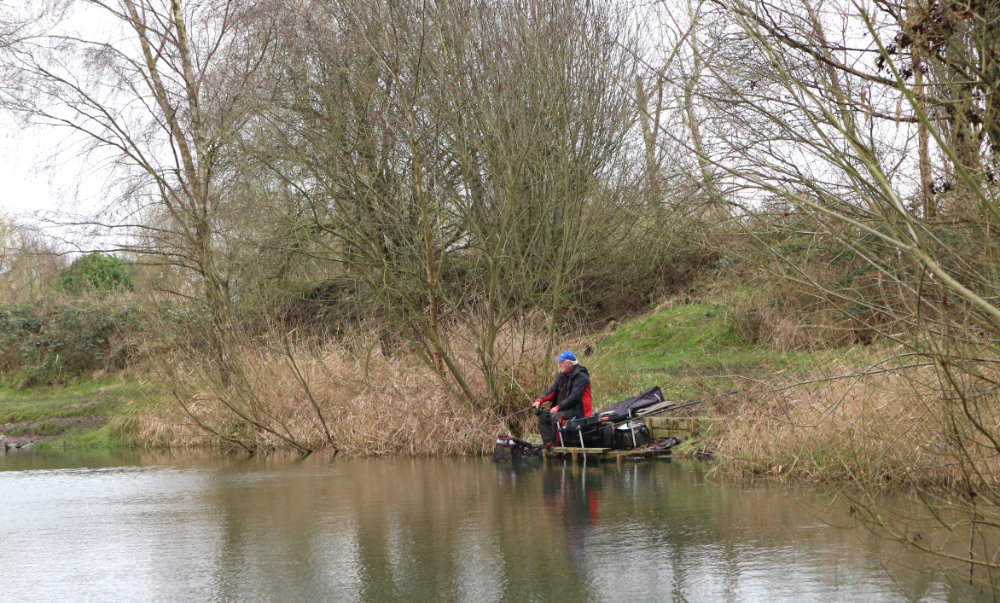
[532,350,592,446]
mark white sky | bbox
[0,98,115,258]
[0,1,109,244]
[0,117,61,218]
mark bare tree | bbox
[0,0,342,452]
[0,214,66,304]
[4,0,286,369]
[251,0,653,408]
[652,0,1000,585]
[438,0,646,404]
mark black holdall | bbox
[560,415,614,448]
[612,421,652,450]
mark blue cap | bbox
[554,350,577,362]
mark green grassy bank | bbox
[0,378,156,449]
[0,296,917,485]
[0,299,813,454]
[587,302,785,399]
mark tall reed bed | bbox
[128,327,549,456]
[703,358,1000,493]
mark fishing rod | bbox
[422,369,549,452]
[636,389,741,418]
[678,388,740,408]
[481,406,534,427]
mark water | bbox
[0,451,984,601]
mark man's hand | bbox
[549,405,559,415]
[532,398,543,409]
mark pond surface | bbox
[0,451,985,601]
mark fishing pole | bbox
[482,406,534,427]
[634,389,741,418]
[669,388,739,411]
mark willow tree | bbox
[255,0,650,407]
[1,0,336,452]
[249,0,472,400]
[434,0,647,405]
[4,0,265,360]
[662,0,1000,586]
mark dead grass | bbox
[704,359,1000,492]
[724,265,902,351]
[130,326,552,456]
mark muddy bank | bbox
[0,415,107,449]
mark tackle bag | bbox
[558,415,614,448]
[612,421,652,450]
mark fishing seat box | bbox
[558,415,613,448]
[613,421,652,449]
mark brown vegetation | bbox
[130,327,549,456]
[706,359,965,488]
[2,0,1000,587]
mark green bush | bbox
[0,303,136,386]
[57,253,134,294]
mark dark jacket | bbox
[537,364,592,418]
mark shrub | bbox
[0,303,137,385]
[57,253,134,294]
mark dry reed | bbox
[130,325,553,456]
[704,359,1000,492]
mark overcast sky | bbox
[1,116,80,214]
[0,1,107,236]
[0,106,110,254]
[2,118,54,218]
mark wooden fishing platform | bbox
[542,416,723,465]
[545,446,672,465]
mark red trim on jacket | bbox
[547,385,591,416]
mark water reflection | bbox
[0,451,987,601]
